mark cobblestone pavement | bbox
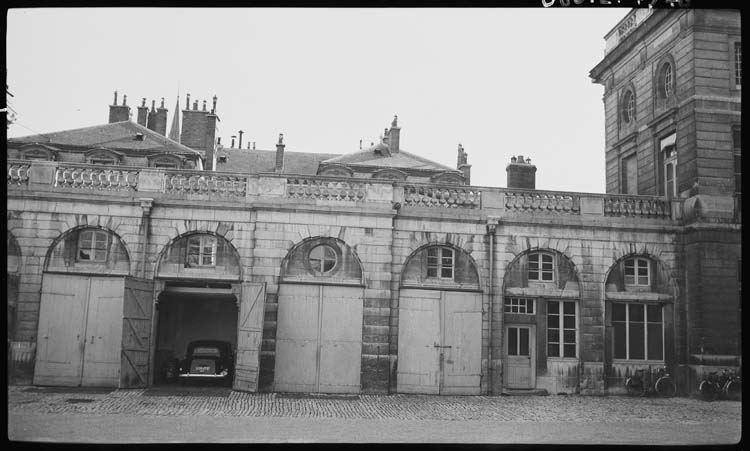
[8,385,742,444]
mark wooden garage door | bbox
[397,289,482,395]
[274,284,363,393]
[34,274,124,387]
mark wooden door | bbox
[504,325,535,389]
[441,291,482,395]
[318,285,363,393]
[274,284,363,393]
[121,277,154,388]
[34,274,89,386]
[397,289,441,394]
[81,277,125,387]
[233,282,266,392]
[397,289,482,395]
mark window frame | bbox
[622,89,636,124]
[426,246,455,280]
[186,235,218,268]
[546,300,578,359]
[733,125,741,195]
[732,40,742,89]
[612,302,664,361]
[660,133,677,199]
[308,244,338,276]
[624,257,650,287]
[528,252,554,282]
[504,297,535,315]
[76,229,109,263]
[621,152,638,195]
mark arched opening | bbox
[501,249,581,394]
[396,244,483,395]
[273,237,365,394]
[153,232,243,387]
[604,253,677,392]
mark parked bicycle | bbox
[625,366,677,398]
[699,369,742,401]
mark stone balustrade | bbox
[54,165,139,191]
[7,161,692,222]
[504,190,580,214]
[286,177,366,201]
[401,184,481,209]
[164,171,248,197]
[7,161,30,185]
[603,195,671,218]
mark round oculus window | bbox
[309,244,337,275]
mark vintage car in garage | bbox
[177,340,234,386]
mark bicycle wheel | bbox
[699,380,716,401]
[655,376,677,398]
[625,378,645,396]
[723,379,742,401]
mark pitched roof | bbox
[8,121,201,157]
[214,147,339,175]
[321,145,459,173]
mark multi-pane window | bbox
[427,247,454,279]
[661,133,677,198]
[547,301,576,358]
[622,154,637,195]
[660,62,674,98]
[624,257,650,286]
[507,326,530,357]
[186,235,217,267]
[734,42,742,87]
[504,297,535,314]
[622,90,636,123]
[528,252,554,282]
[77,229,108,262]
[733,126,741,195]
[612,303,663,361]
[309,244,337,275]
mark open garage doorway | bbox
[153,283,238,386]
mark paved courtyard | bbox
[8,385,742,444]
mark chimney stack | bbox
[275,133,285,172]
[388,115,400,153]
[136,98,149,126]
[457,144,472,185]
[153,97,168,135]
[180,92,220,170]
[506,155,537,190]
[108,90,131,123]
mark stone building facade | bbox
[6,9,741,395]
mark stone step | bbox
[501,388,549,396]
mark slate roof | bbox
[8,121,202,157]
[214,147,340,175]
[321,146,459,173]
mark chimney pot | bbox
[151,99,156,112]
[217,137,222,145]
[185,93,191,110]
[122,94,127,106]
[511,156,517,163]
[141,97,146,107]
[231,135,236,148]
[202,100,207,111]
[275,133,286,172]
[252,141,256,150]
[160,97,165,108]
[212,95,217,113]
[517,155,524,164]
[113,90,118,105]
[193,100,198,110]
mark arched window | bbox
[46,227,130,274]
[658,62,674,99]
[309,244,337,275]
[401,244,479,289]
[157,233,241,280]
[622,89,636,124]
[280,237,362,284]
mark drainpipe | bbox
[486,217,499,394]
[139,198,154,278]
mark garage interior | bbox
[154,283,238,384]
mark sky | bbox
[7,7,627,193]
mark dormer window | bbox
[85,149,122,166]
[147,154,183,169]
[19,146,57,161]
